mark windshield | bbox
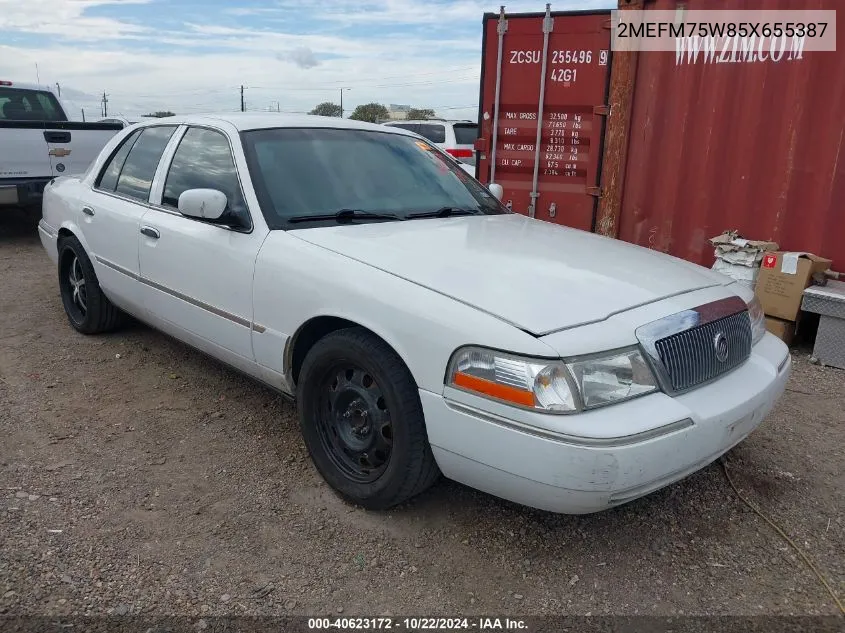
[241,127,507,228]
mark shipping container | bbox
[476,0,843,269]
[475,6,613,232]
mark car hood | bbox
[290,214,731,335]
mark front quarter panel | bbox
[252,231,556,393]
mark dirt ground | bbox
[1,213,843,619]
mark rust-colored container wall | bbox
[612,0,844,269]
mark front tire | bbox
[58,236,123,334]
[297,328,440,510]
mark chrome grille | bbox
[654,310,752,392]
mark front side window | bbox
[242,127,506,229]
[96,129,142,192]
[162,127,249,226]
[114,126,177,201]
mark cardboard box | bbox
[755,252,833,322]
[765,316,795,346]
[709,231,779,267]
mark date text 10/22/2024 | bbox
[307,617,529,630]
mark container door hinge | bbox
[497,6,508,34]
[593,105,610,116]
[587,186,603,198]
[542,3,554,33]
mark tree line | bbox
[140,104,437,123]
[309,102,436,122]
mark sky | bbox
[0,0,613,121]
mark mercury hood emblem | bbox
[714,331,729,363]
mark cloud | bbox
[56,86,101,101]
[0,0,152,40]
[253,0,614,26]
[280,46,321,69]
[0,0,615,121]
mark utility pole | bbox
[101,91,109,117]
[240,85,245,112]
[81,108,85,122]
[340,87,350,118]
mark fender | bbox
[283,311,419,393]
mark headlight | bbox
[567,348,659,409]
[446,346,659,413]
[447,348,577,412]
[747,296,766,345]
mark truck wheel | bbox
[297,327,440,510]
[58,236,123,334]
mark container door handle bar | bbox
[489,5,508,185]
[529,3,554,219]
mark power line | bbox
[248,76,478,91]
[109,87,235,98]
[105,66,480,99]
[281,65,478,85]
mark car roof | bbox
[385,119,476,125]
[0,81,57,93]
[132,112,418,136]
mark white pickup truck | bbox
[0,80,123,216]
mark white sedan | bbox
[38,114,790,514]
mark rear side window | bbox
[114,126,177,201]
[453,124,478,145]
[162,127,249,225]
[96,130,142,191]
[0,88,66,121]
[0,88,67,121]
[416,124,446,144]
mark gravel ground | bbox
[1,214,843,619]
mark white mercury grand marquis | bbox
[38,114,791,514]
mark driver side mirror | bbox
[178,189,228,221]
[488,183,504,201]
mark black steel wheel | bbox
[297,327,440,509]
[317,363,393,483]
[58,236,123,334]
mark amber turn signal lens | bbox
[452,372,536,407]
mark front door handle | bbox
[81,206,95,217]
[140,226,160,239]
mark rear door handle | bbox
[140,226,160,239]
[82,206,95,217]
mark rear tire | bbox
[58,236,123,334]
[297,328,440,510]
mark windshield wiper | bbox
[407,207,480,219]
[288,209,404,224]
